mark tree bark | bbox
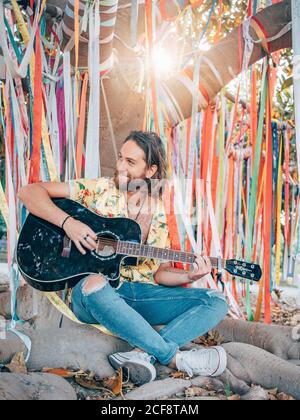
[223,342,300,400]
[0,326,131,380]
[215,318,300,360]
[164,0,292,122]
[47,0,118,69]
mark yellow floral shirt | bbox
[68,177,170,287]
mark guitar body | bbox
[17,199,141,292]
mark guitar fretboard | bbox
[116,241,225,268]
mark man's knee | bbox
[82,274,107,297]
[203,290,227,314]
[211,293,229,317]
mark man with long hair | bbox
[18,131,228,386]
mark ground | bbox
[69,287,300,401]
[1,260,299,400]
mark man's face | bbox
[114,140,156,192]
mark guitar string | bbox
[90,237,228,266]
[89,239,258,278]
[91,238,258,275]
[95,238,196,260]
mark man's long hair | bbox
[124,131,168,197]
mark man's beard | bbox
[113,171,150,194]
[113,171,131,191]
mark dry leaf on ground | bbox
[42,368,77,378]
[170,371,189,379]
[103,368,123,396]
[6,352,27,374]
[185,387,206,398]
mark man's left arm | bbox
[154,255,212,287]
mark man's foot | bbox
[108,351,156,386]
[175,346,227,378]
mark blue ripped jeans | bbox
[71,279,228,366]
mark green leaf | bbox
[281,77,293,91]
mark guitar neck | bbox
[117,241,226,268]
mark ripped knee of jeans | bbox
[82,274,108,297]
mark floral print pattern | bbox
[69,177,170,286]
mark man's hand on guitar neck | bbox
[187,254,212,283]
[62,217,98,255]
[155,253,212,287]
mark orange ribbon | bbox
[29,28,42,183]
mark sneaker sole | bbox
[108,354,156,386]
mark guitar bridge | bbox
[61,235,72,258]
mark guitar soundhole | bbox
[94,233,118,259]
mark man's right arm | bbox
[18,182,71,228]
[18,182,98,254]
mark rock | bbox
[124,378,192,400]
[123,376,225,400]
[0,273,9,293]
[240,386,269,401]
[0,373,77,400]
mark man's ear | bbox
[146,165,158,179]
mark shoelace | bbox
[179,348,213,377]
[131,352,155,365]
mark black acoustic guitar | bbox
[16,199,262,292]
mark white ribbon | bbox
[158,84,181,125]
[131,0,139,47]
[0,55,5,79]
[242,18,255,73]
[186,58,201,224]
[48,52,62,179]
[85,0,101,178]
[175,74,209,109]
[0,1,39,79]
[63,52,76,180]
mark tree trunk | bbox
[0,1,293,175]
[215,318,300,360]
[103,0,292,174]
[223,342,300,400]
[0,326,131,380]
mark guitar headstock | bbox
[225,259,262,282]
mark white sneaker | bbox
[176,346,227,378]
[108,351,156,386]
